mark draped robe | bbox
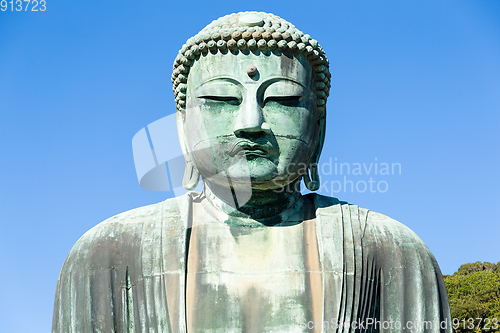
[52,193,451,332]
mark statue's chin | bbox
[196,154,306,192]
[229,157,277,181]
[205,177,300,194]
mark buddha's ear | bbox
[304,114,325,191]
[176,111,189,157]
[176,110,200,190]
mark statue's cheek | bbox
[273,137,313,176]
[264,104,318,139]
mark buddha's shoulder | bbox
[60,195,193,272]
[68,194,192,253]
[310,193,436,269]
[309,193,425,245]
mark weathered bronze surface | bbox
[53,12,451,333]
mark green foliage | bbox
[444,262,500,333]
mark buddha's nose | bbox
[233,98,271,138]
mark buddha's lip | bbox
[226,140,277,157]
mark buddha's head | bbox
[173,12,330,195]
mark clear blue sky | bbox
[0,1,499,331]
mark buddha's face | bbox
[180,51,320,191]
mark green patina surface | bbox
[52,11,452,333]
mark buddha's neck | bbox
[202,179,303,225]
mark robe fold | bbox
[52,193,451,332]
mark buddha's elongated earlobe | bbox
[304,163,320,191]
[304,115,326,191]
[177,107,200,190]
[182,160,200,190]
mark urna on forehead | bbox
[187,50,315,91]
[171,11,331,114]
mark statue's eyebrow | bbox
[194,77,241,91]
[258,76,313,94]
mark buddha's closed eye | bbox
[264,95,302,107]
[199,95,241,106]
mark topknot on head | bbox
[172,11,331,115]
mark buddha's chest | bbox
[186,221,323,333]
